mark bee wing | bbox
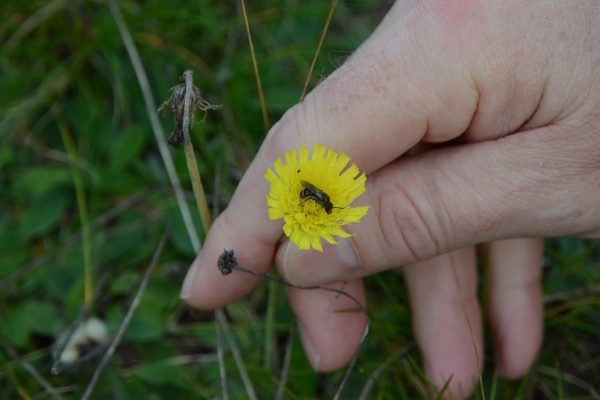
[300,180,316,190]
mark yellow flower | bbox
[264,144,369,251]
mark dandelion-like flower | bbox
[264,144,369,251]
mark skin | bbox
[181,0,600,398]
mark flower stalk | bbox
[160,70,221,233]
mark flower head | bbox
[264,144,369,251]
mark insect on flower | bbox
[299,180,336,214]
[264,144,369,251]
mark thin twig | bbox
[216,310,259,400]
[6,0,67,47]
[358,343,415,400]
[80,227,169,400]
[239,0,270,131]
[23,113,99,181]
[333,321,370,400]
[121,353,218,376]
[274,324,295,400]
[218,251,365,311]
[215,23,244,141]
[537,365,600,399]
[0,340,64,400]
[263,277,277,370]
[544,282,600,303]
[217,249,370,399]
[212,161,222,219]
[299,0,338,102]
[51,275,108,375]
[399,356,430,398]
[108,0,201,252]
[215,311,229,400]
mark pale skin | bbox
[181,0,600,398]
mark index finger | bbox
[181,0,479,308]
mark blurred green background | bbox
[1,1,599,398]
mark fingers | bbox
[486,238,543,379]
[278,124,600,287]
[182,1,480,309]
[286,279,367,372]
[278,137,507,286]
[403,247,482,399]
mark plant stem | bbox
[108,0,201,252]
[181,70,212,232]
[57,117,93,312]
[80,227,169,400]
[239,0,269,131]
[299,0,338,102]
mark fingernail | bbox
[336,237,359,270]
[180,262,198,300]
[298,322,320,370]
[281,241,302,285]
[281,238,359,285]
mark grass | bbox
[1,1,600,399]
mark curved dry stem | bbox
[216,310,258,400]
[0,340,64,400]
[108,0,201,252]
[300,0,338,102]
[358,343,415,400]
[239,0,270,131]
[80,227,169,400]
[180,70,212,232]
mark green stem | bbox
[263,279,277,370]
[58,117,93,313]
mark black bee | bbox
[299,180,336,214]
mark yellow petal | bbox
[311,235,323,252]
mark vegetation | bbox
[1,1,599,398]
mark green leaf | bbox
[109,125,147,170]
[0,145,15,172]
[34,262,80,300]
[18,190,69,239]
[95,168,145,193]
[134,361,188,388]
[107,307,162,342]
[0,306,30,347]
[13,166,71,199]
[20,301,61,336]
[0,247,28,278]
[98,219,148,267]
[124,311,163,341]
[0,301,60,347]
[168,203,202,257]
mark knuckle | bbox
[374,179,442,265]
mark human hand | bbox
[181,0,600,397]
